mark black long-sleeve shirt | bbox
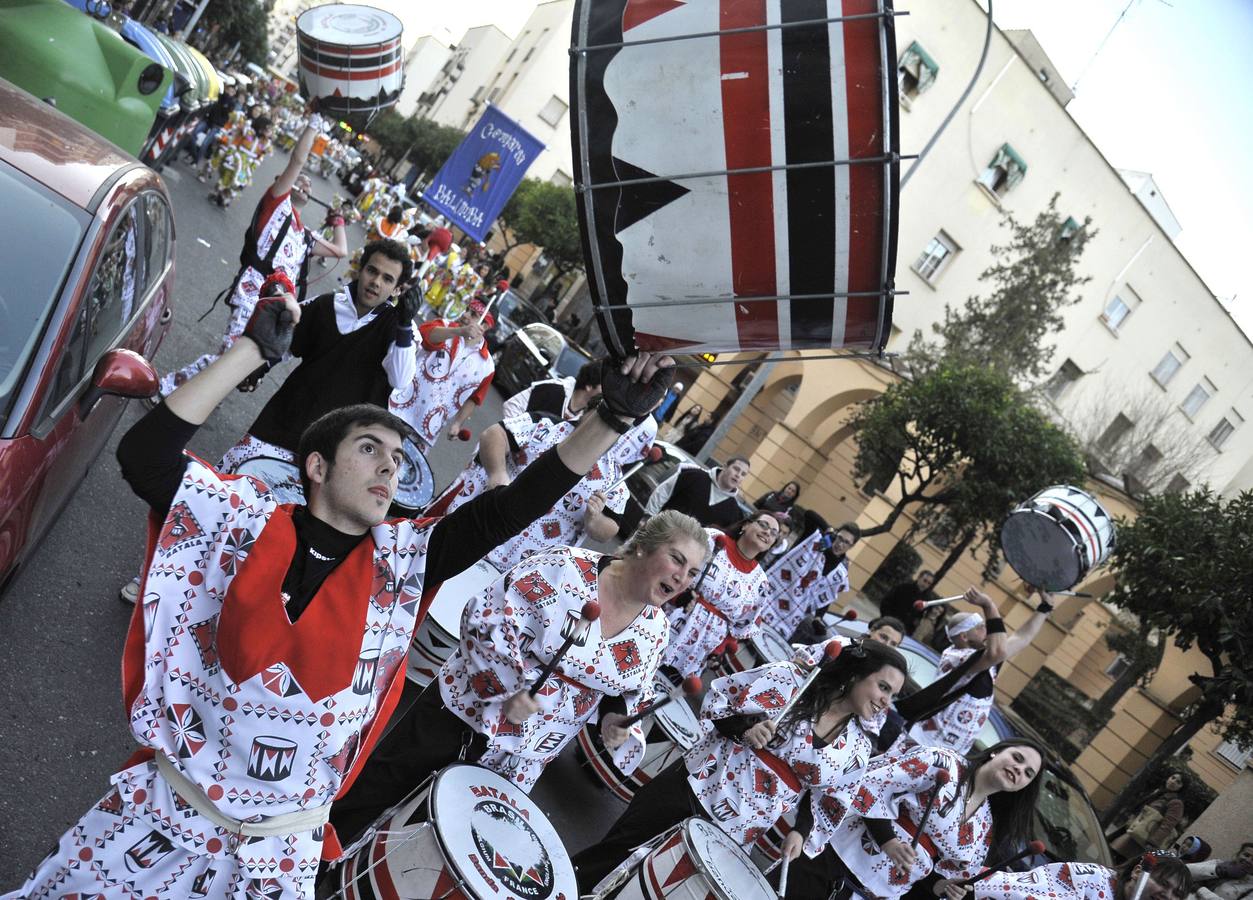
[117,403,583,620]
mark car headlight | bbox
[138,64,165,96]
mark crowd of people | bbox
[3,94,1242,900]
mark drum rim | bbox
[680,816,774,899]
[295,3,403,42]
[232,455,304,503]
[653,699,700,748]
[751,625,793,661]
[393,439,435,506]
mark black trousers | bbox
[328,680,487,846]
[571,758,701,894]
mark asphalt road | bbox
[0,151,627,889]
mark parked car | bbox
[830,618,1114,868]
[484,290,548,354]
[492,322,592,397]
[0,78,172,594]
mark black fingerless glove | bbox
[599,358,674,419]
[244,297,295,364]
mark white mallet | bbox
[913,594,968,612]
[606,445,664,492]
[530,601,600,697]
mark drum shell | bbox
[1000,485,1115,591]
[609,819,775,900]
[718,625,793,675]
[296,4,404,118]
[406,559,499,686]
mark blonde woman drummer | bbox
[660,512,780,681]
[573,640,908,894]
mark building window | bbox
[1208,410,1243,450]
[975,143,1027,198]
[1165,473,1190,494]
[1044,359,1083,402]
[912,231,959,284]
[1060,216,1081,242]
[1215,739,1252,770]
[1180,378,1215,419]
[1104,654,1131,679]
[1150,344,1189,388]
[1097,413,1134,452]
[897,41,939,105]
[1101,287,1140,332]
[538,94,568,128]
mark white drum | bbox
[340,762,577,900]
[720,625,793,675]
[1001,485,1116,591]
[233,456,305,506]
[577,674,701,802]
[296,4,404,118]
[610,818,774,900]
[406,559,500,686]
[390,437,435,516]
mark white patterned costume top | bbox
[908,646,998,755]
[761,530,850,637]
[975,863,1120,900]
[388,318,494,447]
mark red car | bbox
[0,78,172,594]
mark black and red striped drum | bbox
[296,4,404,118]
[718,625,793,675]
[572,0,900,357]
[577,674,701,802]
[1001,485,1116,591]
[339,762,577,900]
[406,559,500,687]
[600,818,774,900]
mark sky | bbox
[375,0,1253,337]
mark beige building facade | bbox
[414,24,513,130]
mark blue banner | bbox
[421,105,545,242]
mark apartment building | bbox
[414,24,512,129]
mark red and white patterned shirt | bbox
[389,319,494,446]
[975,863,1120,900]
[909,647,998,755]
[762,531,850,637]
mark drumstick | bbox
[913,594,966,611]
[830,608,858,624]
[529,601,600,697]
[955,842,1047,886]
[774,642,841,722]
[476,294,497,325]
[606,445,664,491]
[618,676,703,728]
[1129,853,1157,900]
[909,770,949,850]
[778,854,791,898]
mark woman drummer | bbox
[781,738,1046,900]
[659,512,781,682]
[328,510,710,848]
[974,853,1192,900]
[573,640,909,893]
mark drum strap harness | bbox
[751,747,802,793]
[694,595,731,624]
[154,752,331,838]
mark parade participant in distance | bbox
[879,569,938,634]
[781,738,1046,900]
[328,510,709,846]
[502,357,605,422]
[976,854,1193,900]
[208,113,273,208]
[426,411,630,571]
[388,300,495,452]
[905,587,1052,755]
[762,520,861,640]
[159,103,349,397]
[3,281,678,898]
[644,454,751,528]
[660,512,780,681]
[572,641,908,894]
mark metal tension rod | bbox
[591,289,907,312]
[575,154,916,194]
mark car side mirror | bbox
[81,349,158,414]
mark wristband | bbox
[595,401,631,435]
[1036,600,1054,614]
[986,617,1006,635]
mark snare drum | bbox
[1001,485,1115,591]
[296,4,404,119]
[607,818,774,900]
[577,674,701,802]
[406,559,500,686]
[232,456,305,506]
[390,437,435,516]
[719,625,793,675]
[340,762,577,900]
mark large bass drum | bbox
[1000,485,1116,591]
[406,559,501,687]
[572,0,900,357]
[598,818,774,900]
[296,4,404,119]
[340,762,578,900]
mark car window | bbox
[524,325,563,363]
[1034,769,1111,864]
[555,345,588,378]
[84,200,146,366]
[0,162,87,426]
[143,193,172,292]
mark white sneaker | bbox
[119,576,141,605]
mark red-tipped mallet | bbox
[1129,853,1157,900]
[620,675,703,728]
[914,594,967,612]
[607,445,665,491]
[833,608,859,624]
[909,769,950,850]
[956,841,1047,886]
[456,428,472,442]
[530,601,600,697]
[774,641,842,721]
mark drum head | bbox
[431,763,577,900]
[651,676,700,750]
[1001,510,1082,591]
[427,559,500,636]
[751,626,793,664]
[683,817,775,900]
[393,437,435,512]
[233,457,304,506]
[296,4,402,45]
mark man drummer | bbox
[502,357,604,421]
[5,283,679,898]
[158,103,350,397]
[903,587,1053,755]
[388,300,495,452]
[761,521,861,640]
[644,454,750,528]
